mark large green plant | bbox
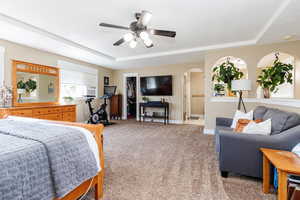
[17,79,37,93]
[212,60,244,91]
[257,56,293,94]
[25,79,37,93]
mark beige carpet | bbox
[86,120,276,200]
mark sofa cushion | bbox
[282,112,300,131]
[263,108,289,135]
[254,106,268,120]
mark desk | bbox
[260,148,300,200]
[139,102,169,124]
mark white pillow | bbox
[230,110,253,128]
[243,119,271,135]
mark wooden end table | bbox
[260,148,300,200]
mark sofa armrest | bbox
[218,128,300,178]
[216,117,233,127]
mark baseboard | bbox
[203,128,215,135]
[135,118,183,124]
[190,114,204,118]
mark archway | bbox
[256,52,295,98]
[212,56,248,97]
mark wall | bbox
[205,40,300,130]
[0,39,112,122]
[112,63,204,123]
[190,72,204,115]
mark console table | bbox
[139,102,169,124]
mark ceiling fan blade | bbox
[113,38,125,46]
[137,10,152,26]
[150,29,176,38]
[99,23,129,30]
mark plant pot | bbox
[263,88,270,99]
[226,88,235,97]
[17,89,25,94]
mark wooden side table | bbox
[260,148,300,200]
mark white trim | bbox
[210,97,300,108]
[0,46,5,85]
[255,0,292,43]
[0,13,114,60]
[116,40,256,61]
[203,128,215,135]
[123,73,139,120]
[190,114,204,118]
[138,118,183,124]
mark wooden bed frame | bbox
[1,116,104,200]
[55,121,104,200]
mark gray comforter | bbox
[0,118,98,200]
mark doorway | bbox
[126,77,137,119]
[183,68,205,126]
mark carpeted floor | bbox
[86,120,276,200]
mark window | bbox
[0,46,5,84]
[58,60,98,100]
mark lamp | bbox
[232,79,251,112]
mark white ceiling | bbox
[0,0,299,69]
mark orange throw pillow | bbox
[235,119,263,133]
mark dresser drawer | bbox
[47,107,62,114]
[62,106,76,113]
[11,109,33,117]
[37,113,62,121]
[33,108,49,115]
[62,112,76,122]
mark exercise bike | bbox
[85,86,116,126]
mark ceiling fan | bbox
[99,10,176,48]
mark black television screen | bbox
[140,75,172,96]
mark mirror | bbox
[16,72,58,103]
[12,60,60,106]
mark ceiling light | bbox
[129,39,137,48]
[141,10,152,26]
[144,38,153,47]
[123,33,134,42]
[139,31,149,40]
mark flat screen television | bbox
[140,75,172,96]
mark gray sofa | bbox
[215,106,300,178]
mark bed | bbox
[0,115,104,200]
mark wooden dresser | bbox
[110,94,122,120]
[0,104,76,122]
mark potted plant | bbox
[212,59,244,96]
[63,96,74,103]
[257,56,293,98]
[142,96,149,103]
[17,80,26,94]
[25,79,37,93]
[214,83,225,96]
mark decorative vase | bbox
[263,88,270,99]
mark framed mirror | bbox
[12,60,60,107]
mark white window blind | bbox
[0,46,5,85]
[58,60,98,98]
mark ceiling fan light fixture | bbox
[144,38,153,47]
[123,33,134,42]
[129,39,137,48]
[140,10,152,26]
[139,31,149,40]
